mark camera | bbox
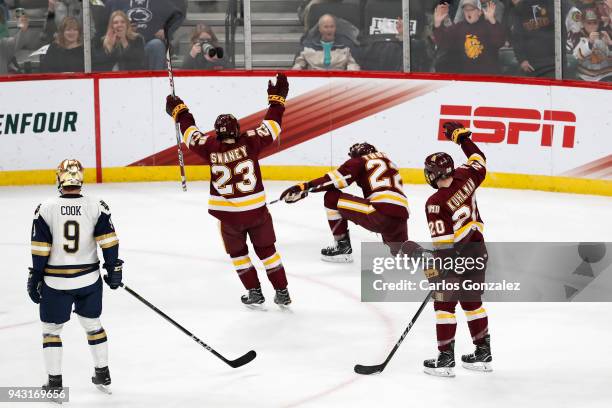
[198,40,224,59]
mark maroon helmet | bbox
[424,152,454,189]
[348,142,377,158]
[214,114,240,140]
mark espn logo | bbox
[439,105,576,148]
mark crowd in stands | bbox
[0,0,609,82]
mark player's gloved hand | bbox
[443,121,472,144]
[103,259,123,290]
[165,95,189,122]
[267,73,289,106]
[27,267,43,304]
[280,182,310,204]
[399,240,424,258]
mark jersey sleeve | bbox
[31,203,53,272]
[94,200,119,266]
[310,157,362,191]
[176,111,213,157]
[244,104,285,154]
[460,139,487,185]
[425,197,454,250]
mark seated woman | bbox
[182,23,226,70]
[93,10,145,72]
[40,16,84,73]
[292,13,360,71]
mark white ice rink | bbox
[1,181,611,408]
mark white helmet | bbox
[56,159,84,190]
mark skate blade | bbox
[48,397,63,405]
[321,254,353,263]
[276,303,293,312]
[95,384,112,394]
[244,303,267,311]
[424,367,455,377]
[462,361,492,372]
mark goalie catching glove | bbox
[166,95,189,122]
[442,121,472,144]
[280,182,311,204]
[267,73,289,106]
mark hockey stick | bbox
[354,229,478,375]
[268,174,352,205]
[163,14,188,192]
[119,283,256,368]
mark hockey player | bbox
[280,143,409,262]
[421,122,492,377]
[165,73,291,307]
[28,159,123,394]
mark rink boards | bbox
[0,71,610,195]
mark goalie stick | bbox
[164,14,188,192]
[354,229,477,375]
[268,174,352,205]
[120,282,256,368]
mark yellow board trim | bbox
[1,166,610,196]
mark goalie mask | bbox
[214,114,240,141]
[348,142,377,158]
[424,152,454,189]
[56,159,84,190]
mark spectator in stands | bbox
[182,23,226,70]
[570,7,612,81]
[104,0,184,71]
[40,15,83,73]
[433,0,505,74]
[293,13,360,71]
[0,11,28,74]
[455,0,505,24]
[48,0,82,27]
[510,0,555,77]
[93,10,145,72]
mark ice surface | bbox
[1,181,611,408]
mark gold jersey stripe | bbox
[32,249,51,256]
[436,313,456,320]
[464,308,486,316]
[100,240,119,249]
[370,193,408,205]
[43,337,62,344]
[209,195,266,208]
[232,257,252,267]
[44,267,89,275]
[338,199,375,214]
[454,221,484,240]
[31,241,51,247]
[95,232,117,242]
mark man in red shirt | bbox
[165,73,291,307]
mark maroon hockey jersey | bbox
[177,105,283,224]
[425,141,486,248]
[312,151,409,219]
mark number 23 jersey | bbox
[31,195,118,290]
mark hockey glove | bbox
[165,95,189,122]
[103,259,123,290]
[280,182,310,204]
[267,73,289,106]
[27,268,43,304]
[443,121,472,144]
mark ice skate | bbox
[461,335,493,372]
[241,287,265,309]
[424,342,455,377]
[321,235,353,263]
[92,366,112,394]
[274,288,292,309]
[42,374,64,404]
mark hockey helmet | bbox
[56,159,84,190]
[348,142,377,158]
[214,114,240,141]
[424,152,454,189]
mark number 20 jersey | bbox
[425,154,486,248]
[31,195,118,290]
